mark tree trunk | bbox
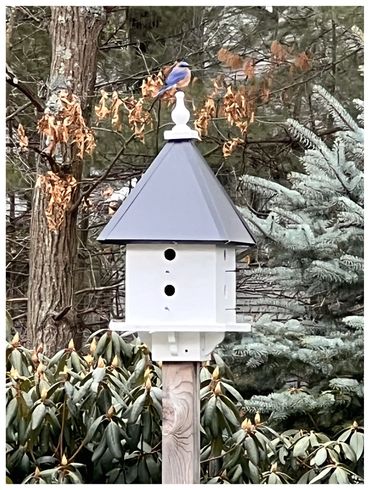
[27,7,105,354]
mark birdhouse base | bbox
[109,321,251,361]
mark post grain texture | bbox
[162,362,200,484]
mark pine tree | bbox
[225,85,364,433]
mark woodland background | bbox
[6,5,364,484]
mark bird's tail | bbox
[149,85,173,111]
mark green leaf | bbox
[128,358,146,387]
[327,447,339,463]
[127,393,146,424]
[350,431,364,460]
[212,352,225,368]
[71,351,82,373]
[83,414,106,444]
[314,446,327,466]
[92,366,106,385]
[95,333,109,357]
[151,386,162,402]
[217,397,239,427]
[145,454,160,482]
[48,350,66,367]
[339,441,356,462]
[35,456,58,466]
[7,446,25,467]
[247,460,260,484]
[268,473,282,484]
[149,391,162,416]
[232,429,247,445]
[200,367,212,383]
[118,335,134,359]
[297,469,315,484]
[292,435,310,457]
[337,428,352,442]
[220,382,244,403]
[125,463,138,484]
[111,332,121,357]
[20,453,30,474]
[334,467,349,484]
[253,430,270,452]
[309,465,332,484]
[10,349,23,373]
[203,394,217,430]
[31,403,46,430]
[137,458,150,484]
[278,445,289,465]
[6,397,18,427]
[66,471,82,483]
[106,421,123,459]
[230,463,243,483]
[244,435,259,466]
[91,431,107,463]
[328,471,338,483]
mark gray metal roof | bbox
[98,140,256,246]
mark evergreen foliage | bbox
[229,85,363,433]
[6,332,364,484]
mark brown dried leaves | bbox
[217,48,244,69]
[222,138,244,158]
[141,67,178,104]
[17,123,28,150]
[94,89,152,141]
[217,48,256,79]
[194,97,216,137]
[141,71,164,99]
[221,86,256,157]
[38,171,77,231]
[123,96,151,142]
[270,40,288,63]
[293,52,311,71]
[38,90,95,159]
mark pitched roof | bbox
[98,140,256,246]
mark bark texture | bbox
[27,7,106,354]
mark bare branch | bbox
[6,65,45,112]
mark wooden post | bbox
[162,362,200,484]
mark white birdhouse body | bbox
[98,91,256,361]
[125,243,236,327]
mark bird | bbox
[149,61,191,110]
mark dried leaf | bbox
[17,123,29,149]
[293,52,311,71]
[95,89,111,121]
[122,96,151,141]
[271,40,288,62]
[222,86,254,135]
[38,89,95,159]
[194,97,216,137]
[243,58,255,79]
[111,91,124,131]
[217,47,243,69]
[38,172,78,231]
[141,72,164,98]
[223,137,243,158]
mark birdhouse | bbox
[98,91,256,361]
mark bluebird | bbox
[150,61,191,109]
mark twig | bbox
[28,145,59,174]
[70,133,136,213]
[75,281,123,296]
[6,101,33,121]
[6,66,45,112]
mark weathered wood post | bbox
[162,362,200,483]
[98,90,256,483]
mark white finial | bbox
[164,91,200,141]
